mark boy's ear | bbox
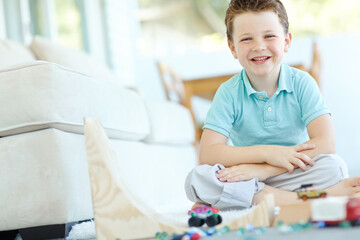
[284,32,292,53]
[228,40,238,59]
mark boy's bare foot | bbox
[191,202,211,209]
[326,176,360,196]
[253,185,300,206]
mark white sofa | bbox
[0,38,197,239]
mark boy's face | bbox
[228,11,291,81]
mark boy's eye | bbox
[265,35,275,39]
[241,38,251,42]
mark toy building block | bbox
[84,118,187,239]
[273,201,312,226]
[311,197,360,225]
[222,193,275,230]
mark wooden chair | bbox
[157,61,204,143]
[157,61,206,143]
[291,41,321,87]
[157,62,186,105]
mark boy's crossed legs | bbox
[254,177,360,207]
[185,154,360,209]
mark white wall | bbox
[318,34,360,177]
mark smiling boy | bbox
[185,0,360,209]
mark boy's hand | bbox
[264,144,315,173]
[216,164,270,182]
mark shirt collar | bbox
[242,64,294,97]
[277,64,294,94]
[242,69,257,96]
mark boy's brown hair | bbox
[225,0,289,41]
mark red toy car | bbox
[187,205,222,227]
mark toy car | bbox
[295,184,327,201]
[311,197,360,226]
[187,205,222,227]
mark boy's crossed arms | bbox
[201,114,336,183]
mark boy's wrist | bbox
[263,163,287,179]
[267,164,287,178]
[262,164,273,180]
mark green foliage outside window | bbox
[55,0,83,50]
[29,0,83,50]
[285,0,360,36]
[138,0,360,52]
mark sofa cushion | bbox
[0,39,36,70]
[29,36,118,83]
[144,100,195,144]
[0,61,149,140]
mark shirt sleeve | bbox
[203,84,235,138]
[296,73,330,125]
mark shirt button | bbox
[259,96,264,100]
[267,107,272,112]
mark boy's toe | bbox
[351,176,360,186]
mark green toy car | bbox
[296,184,327,201]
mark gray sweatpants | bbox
[185,154,348,210]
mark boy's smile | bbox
[251,56,271,65]
[228,11,291,92]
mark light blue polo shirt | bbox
[203,64,330,147]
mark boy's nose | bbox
[252,41,266,51]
